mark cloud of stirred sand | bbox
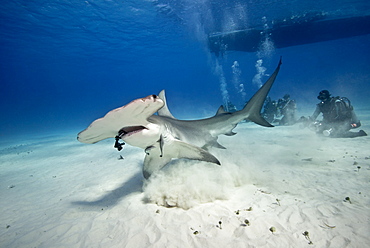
[142,157,251,209]
[141,120,335,209]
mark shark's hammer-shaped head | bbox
[78,94,164,148]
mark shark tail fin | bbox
[242,57,282,127]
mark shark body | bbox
[78,59,282,178]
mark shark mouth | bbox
[119,126,147,137]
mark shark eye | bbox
[152,95,157,99]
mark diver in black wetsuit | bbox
[310,90,367,138]
[262,96,277,123]
[278,94,297,126]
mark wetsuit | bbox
[310,97,364,138]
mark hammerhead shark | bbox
[78,59,282,178]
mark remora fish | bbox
[78,59,282,178]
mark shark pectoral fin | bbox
[225,131,237,136]
[204,139,227,149]
[142,140,221,179]
[171,140,221,165]
[143,145,172,179]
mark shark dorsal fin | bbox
[157,90,176,119]
[215,105,227,116]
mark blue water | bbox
[1,0,370,138]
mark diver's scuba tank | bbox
[309,121,322,132]
[323,128,333,137]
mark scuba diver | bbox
[309,90,367,138]
[277,94,297,125]
[262,96,278,123]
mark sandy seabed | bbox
[1,110,369,248]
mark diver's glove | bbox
[350,122,361,129]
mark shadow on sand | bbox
[71,171,143,209]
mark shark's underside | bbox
[78,59,282,178]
